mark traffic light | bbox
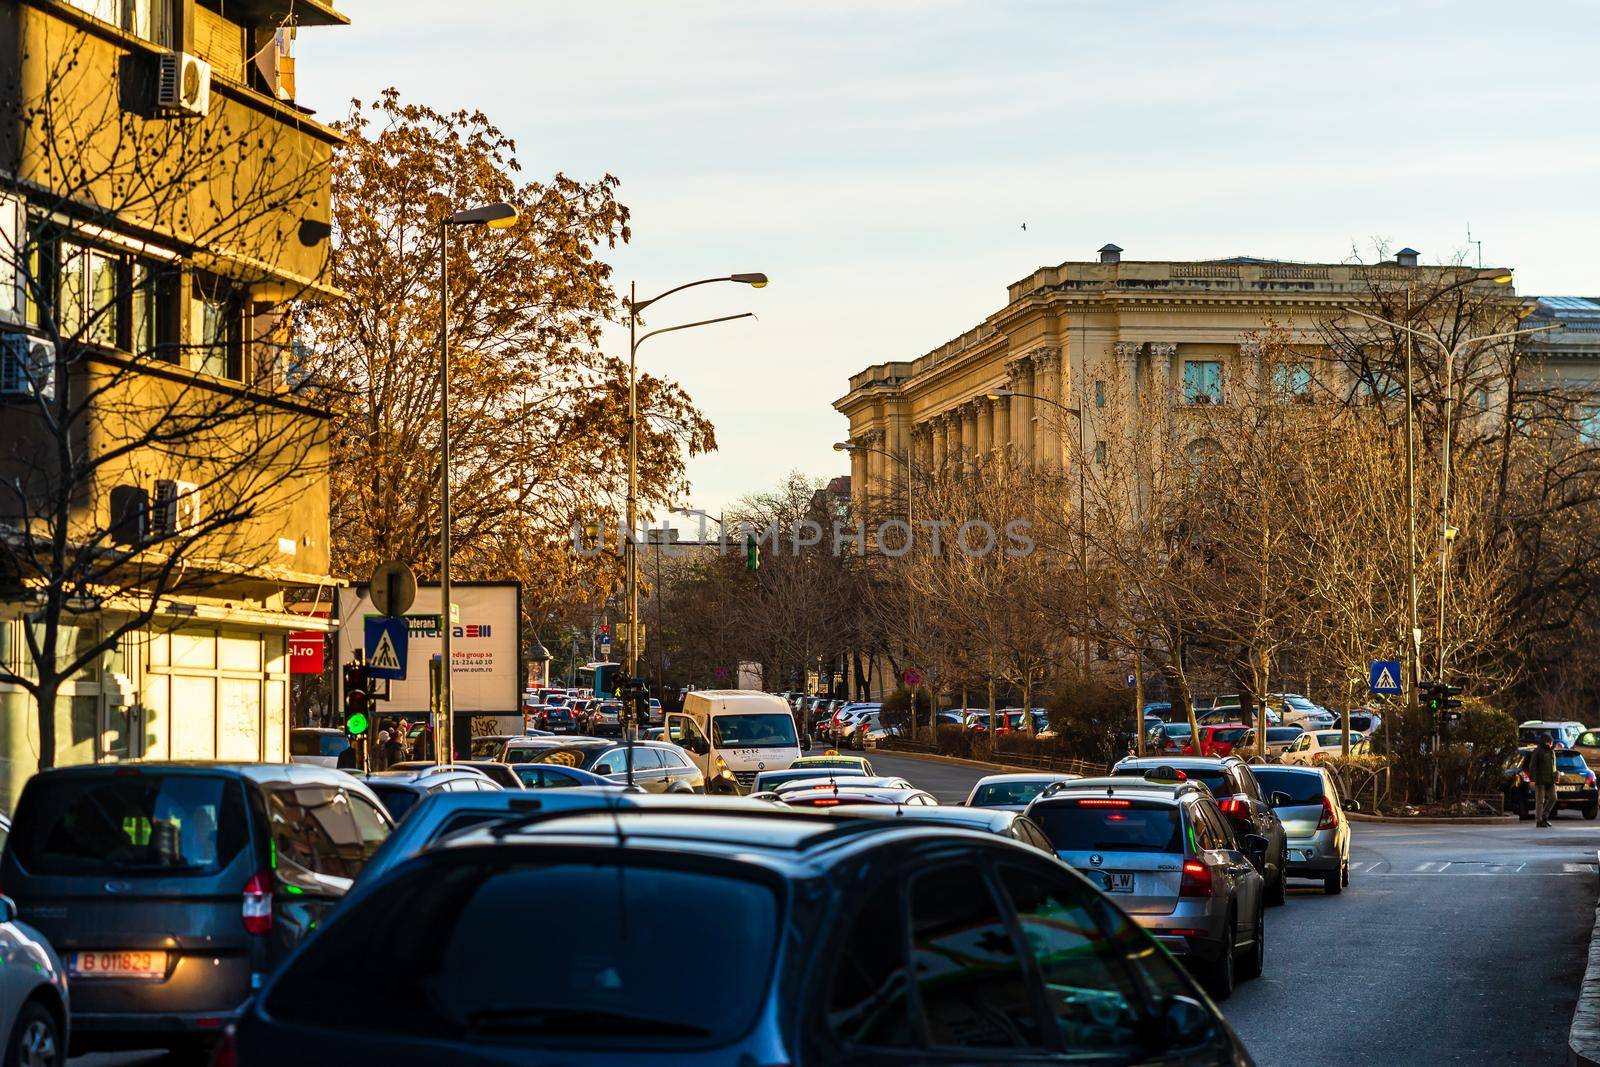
[1421,681,1465,724]
[744,533,761,572]
[342,662,371,738]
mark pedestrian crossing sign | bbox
[1368,660,1401,695]
[365,616,409,680]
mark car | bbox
[789,752,874,775]
[1183,723,1250,757]
[1148,721,1193,755]
[1504,746,1599,820]
[1518,720,1589,749]
[384,760,521,789]
[584,700,626,736]
[838,805,1058,854]
[780,785,938,808]
[352,788,638,887]
[751,766,870,792]
[1338,710,1382,735]
[3,762,393,1058]
[289,726,351,768]
[223,803,1251,1066]
[501,735,601,763]
[1248,765,1355,893]
[1281,730,1364,765]
[646,697,664,725]
[0,895,68,1066]
[840,710,892,749]
[1111,756,1290,906]
[772,775,914,798]
[1241,725,1306,757]
[360,767,502,822]
[1143,701,1174,721]
[533,704,584,733]
[508,763,631,790]
[830,707,877,744]
[507,739,706,794]
[1028,772,1267,998]
[1272,693,1336,729]
[467,734,519,760]
[963,773,1083,811]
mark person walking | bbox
[380,727,405,769]
[1531,734,1559,827]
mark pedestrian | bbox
[380,728,404,769]
[335,739,360,770]
[1531,735,1559,827]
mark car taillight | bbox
[1317,795,1337,830]
[1180,860,1213,898]
[1518,771,1531,783]
[1587,772,1597,784]
[242,870,273,936]
[1075,798,1131,808]
[1218,798,1247,818]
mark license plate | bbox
[1098,872,1134,893]
[70,951,167,980]
[1559,785,1582,792]
[1294,849,1314,862]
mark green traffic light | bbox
[347,711,370,736]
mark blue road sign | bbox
[365,616,409,680]
[1125,672,1137,689]
[1368,660,1402,695]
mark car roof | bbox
[973,772,1080,785]
[1117,755,1239,770]
[1250,763,1325,777]
[32,761,359,789]
[363,768,484,785]
[1034,776,1198,805]
[843,806,1020,831]
[775,775,909,792]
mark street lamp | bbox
[436,200,518,763]
[986,388,1091,680]
[623,275,765,738]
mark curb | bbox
[1346,811,1515,825]
[1570,893,1600,1067]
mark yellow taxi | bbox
[788,751,874,775]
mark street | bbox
[866,751,1599,1065]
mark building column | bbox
[1008,358,1035,466]
[991,393,1010,463]
[959,404,978,475]
[848,443,868,511]
[931,417,949,477]
[864,429,886,500]
[1148,343,1177,408]
[1033,346,1064,470]
[975,397,994,461]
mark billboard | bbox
[333,582,520,714]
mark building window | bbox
[1093,380,1106,408]
[1580,406,1600,444]
[132,261,183,363]
[1182,361,1222,405]
[66,0,172,46]
[194,275,245,381]
[1477,388,1491,412]
[1363,370,1403,402]
[0,196,21,324]
[56,243,121,348]
[1094,440,1107,465]
[1272,362,1312,401]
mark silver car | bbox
[963,772,1083,811]
[1028,773,1267,999]
[1249,764,1354,894]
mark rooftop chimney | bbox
[1395,247,1419,268]
[1098,243,1123,265]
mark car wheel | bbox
[1324,865,1343,895]
[1204,916,1236,1000]
[1586,802,1599,821]
[1267,864,1287,907]
[4,1002,60,1067]
[1342,861,1350,888]
[1512,791,1533,820]
[1238,906,1264,980]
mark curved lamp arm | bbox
[634,312,755,353]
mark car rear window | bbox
[1211,728,1247,743]
[265,858,777,1045]
[1249,768,1325,805]
[1034,801,1184,854]
[368,784,422,822]
[1113,766,1229,796]
[11,773,248,877]
[291,732,349,757]
[972,780,1054,807]
[1267,728,1303,742]
[1558,753,1589,773]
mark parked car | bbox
[963,773,1083,811]
[509,739,706,794]
[4,762,392,1057]
[360,767,502,822]
[1271,693,1336,729]
[1249,765,1355,893]
[839,805,1058,854]
[1281,730,1366,765]
[1518,720,1589,749]
[289,727,351,768]
[0,895,69,1065]
[1240,725,1306,757]
[1184,723,1250,757]
[1504,746,1599,820]
[385,761,521,789]
[1149,721,1193,755]
[1028,772,1267,998]
[501,736,599,763]
[223,804,1251,1065]
[1112,756,1290,906]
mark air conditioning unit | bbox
[151,479,202,536]
[0,333,56,400]
[157,52,212,117]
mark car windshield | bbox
[264,859,777,1045]
[1114,765,1230,796]
[369,784,422,822]
[11,773,247,876]
[291,732,350,757]
[469,738,505,759]
[1558,752,1589,773]
[1163,724,1192,738]
[1316,733,1344,746]
[1211,728,1247,743]
[524,746,606,770]
[1034,802,1184,854]
[971,780,1055,806]
[1249,768,1325,805]
[711,714,798,749]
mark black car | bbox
[359,767,502,822]
[534,705,583,734]
[220,805,1253,1065]
[1112,756,1291,906]
[1503,747,1600,820]
[2,762,393,1058]
[514,740,705,794]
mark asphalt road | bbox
[866,750,1599,1066]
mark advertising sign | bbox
[288,632,324,675]
[334,583,520,714]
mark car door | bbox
[266,785,364,957]
[1197,797,1262,927]
[1231,766,1283,870]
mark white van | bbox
[667,690,803,793]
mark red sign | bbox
[289,631,325,675]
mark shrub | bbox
[1047,678,1138,766]
[880,686,931,732]
[934,723,974,759]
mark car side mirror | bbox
[593,762,615,776]
[1158,994,1214,1047]
[1240,833,1269,864]
[1269,791,1291,808]
[1343,798,1361,812]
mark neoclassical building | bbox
[834,245,1538,499]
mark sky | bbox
[298,0,1600,518]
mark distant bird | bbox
[1021,223,1027,231]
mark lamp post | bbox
[436,200,518,763]
[987,388,1088,677]
[1342,272,1549,686]
[835,438,918,736]
[623,275,766,738]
